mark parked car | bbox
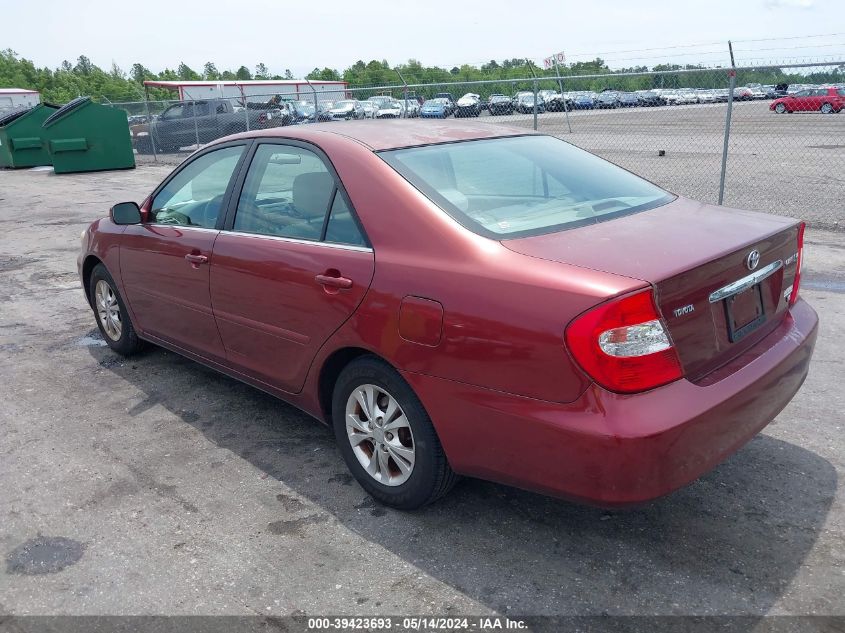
[360,101,377,119]
[515,93,545,114]
[132,98,284,154]
[596,91,620,109]
[733,87,754,101]
[375,100,404,119]
[401,99,420,118]
[454,93,482,117]
[713,89,731,103]
[696,89,716,104]
[81,122,817,509]
[287,101,319,123]
[767,83,789,99]
[674,89,699,105]
[770,87,845,114]
[487,94,514,116]
[367,96,393,111]
[572,92,596,109]
[329,100,364,120]
[635,91,662,107]
[434,92,456,105]
[420,98,451,118]
[618,92,638,107]
[545,92,570,112]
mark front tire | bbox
[89,264,144,356]
[332,356,456,509]
[820,102,834,114]
[775,103,787,114]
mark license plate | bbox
[725,284,766,343]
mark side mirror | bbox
[111,201,142,225]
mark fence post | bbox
[532,79,539,131]
[552,59,572,133]
[395,69,409,118]
[303,78,319,122]
[718,41,737,205]
[143,88,158,162]
[191,99,200,149]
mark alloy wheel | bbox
[95,280,122,341]
[345,384,415,486]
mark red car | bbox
[78,122,818,509]
[770,87,845,114]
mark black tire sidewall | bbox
[332,357,446,509]
[89,264,140,356]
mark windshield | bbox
[379,135,674,239]
[333,101,354,108]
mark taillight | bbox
[565,289,683,394]
[789,222,805,306]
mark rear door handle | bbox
[315,273,353,289]
[185,253,208,267]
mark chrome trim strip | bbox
[708,260,783,303]
[225,231,373,253]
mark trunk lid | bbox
[504,197,802,382]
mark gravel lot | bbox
[0,160,843,625]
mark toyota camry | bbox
[78,122,818,509]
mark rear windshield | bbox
[379,135,674,239]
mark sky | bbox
[4,0,844,76]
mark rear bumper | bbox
[403,299,818,506]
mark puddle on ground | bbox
[6,536,85,575]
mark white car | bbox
[675,89,699,105]
[402,99,420,117]
[375,100,404,119]
[696,89,716,103]
[360,101,377,118]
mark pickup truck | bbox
[131,98,287,154]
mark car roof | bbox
[229,121,533,151]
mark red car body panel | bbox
[770,87,845,112]
[209,232,375,392]
[78,121,819,505]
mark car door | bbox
[793,89,813,112]
[154,103,185,149]
[120,142,249,361]
[210,141,375,393]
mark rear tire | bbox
[820,102,834,114]
[89,264,144,356]
[332,356,457,509]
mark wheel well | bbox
[81,255,102,306]
[317,347,378,423]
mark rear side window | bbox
[234,144,333,241]
[233,143,368,247]
[325,193,365,246]
[380,135,673,239]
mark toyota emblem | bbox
[746,250,761,271]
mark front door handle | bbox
[185,253,208,268]
[315,273,353,290]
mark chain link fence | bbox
[107,61,845,230]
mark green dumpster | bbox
[42,97,135,174]
[0,104,58,168]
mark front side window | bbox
[150,146,245,228]
[380,135,674,239]
[234,144,334,241]
[161,104,184,120]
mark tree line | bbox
[2,49,842,104]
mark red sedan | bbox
[78,122,818,509]
[770,87,845,114]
